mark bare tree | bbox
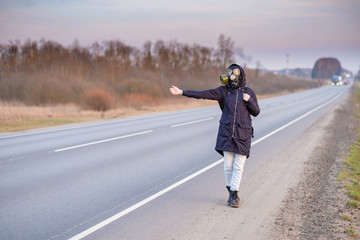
[90,41,104,77]
[103,40,133,82]
[153,40,170,73]
[215,34,234,70]
[21,39,38,73]
[142,41,154,71]
[8,40,21,73]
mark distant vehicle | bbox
[342,72,352,85]
[332,75,343,86]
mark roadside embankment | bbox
[268,83,360,239]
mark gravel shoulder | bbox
[176,87,359,240]
[267,86,360,240]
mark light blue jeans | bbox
[224,151,247,191]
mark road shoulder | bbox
[267,87,359,239]
[176,88,358,240]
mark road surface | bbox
[0,84,350,239]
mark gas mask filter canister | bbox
[220,74,229,85]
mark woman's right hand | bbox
[170,85,183,95]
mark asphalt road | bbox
[0,83,350,240]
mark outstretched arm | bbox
[170,85,223,101]
[170,85,183,95]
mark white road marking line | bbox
[68,90,344,240]
[251,89,343,146]
[171,117,214,128]
[0,128,70,139]
[68,158,224,240]
[0,122,108,139]
[53,130,153,152]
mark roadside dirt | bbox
[176,87,359,240]
[267,87,360,240]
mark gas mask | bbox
[219,65,243,89]
[228,66,241,88]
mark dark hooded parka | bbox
[182,65,260,157]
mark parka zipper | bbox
[232,89,239,138]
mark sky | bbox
[0,0,359,72]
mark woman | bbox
[170,63,260,208]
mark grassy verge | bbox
[339,134,360,202]
[338,81,360,238]
[0,118,95,132]
[0,99,217,133]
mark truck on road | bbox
[332,75,343,86]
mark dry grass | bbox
[0,99,216,132]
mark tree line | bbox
[0,34,244,107]
[0,34,240,87]
[0,34,317,110]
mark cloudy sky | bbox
[0,0,359,71]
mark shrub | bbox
[118,93,161,109]
[347,200,359,208]
[83,88,114,111]
[116,78,163,98]
[0,73,81,105]
[342,214,351,221]
[346,227,357,238]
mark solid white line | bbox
[171,117,214,128]
[68,90,344,239]
[251,90,343,146]
[68,158,224,240]
[54,130,153,152]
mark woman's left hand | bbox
[243,93,250,102]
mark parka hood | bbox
[228,63,246,88]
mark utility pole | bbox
[286,54,289,76]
